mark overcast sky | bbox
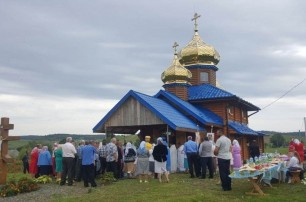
[1,0,305,136]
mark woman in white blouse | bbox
[286,151,304,183]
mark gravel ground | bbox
[0,182,91,202]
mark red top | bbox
[294,143,304,162]
[288,144,295,152]
[29,149,39,175]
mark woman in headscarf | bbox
[52,142,58,177]
[37,146,52,176]
[232,139,242,169]
[123,142,136,178]
[54,145,63,182]
[153,137,169,183]
[293,139,304,163]
[288,138,295,152]
[29,144,42,178]
[177,142,185,172]
[286,151,304,182]
[135,141,150,183]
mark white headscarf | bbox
[232,139,240,148]
[139,141,146,149]
[157,137,163,145]
[125,142,132,155]
[294,139,300,145]
[138,141,147,154]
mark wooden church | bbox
[93,14,264,160]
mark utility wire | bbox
[261,78,306,110]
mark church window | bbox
[200,72,209,83]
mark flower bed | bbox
[0,177,39,197]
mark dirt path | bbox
[0,182,90,202]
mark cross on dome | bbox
[172,42,179,54]
[191,13,201,32]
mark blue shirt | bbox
[77,145,84,160]
[184,140,198,153]
[81,145,97,165]
[37,150,52,166]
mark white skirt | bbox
[154,160,167,174]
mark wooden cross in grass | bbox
[0,117,20,184]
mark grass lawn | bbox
[7,173,32,181]
[265,147,289,155]
[54,172,305,202]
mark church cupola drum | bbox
[178,13,220,86]
[161,42,192,101]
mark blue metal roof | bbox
[228,120,260,135]
[256,131,266,136]
[188,84,260,111]
[155,90,223,126]
[93,90,202,133]
[188,84,234,100]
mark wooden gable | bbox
[105,97,165,127]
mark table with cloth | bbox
[229,159,287,195]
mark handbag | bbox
[124,156,135,163]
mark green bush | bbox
[100,172,116,184]
[17,177,39,193]
[0,177,39,197]
[0,179,18,197]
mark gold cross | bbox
[172,42,179,54]
[191,13,201,31]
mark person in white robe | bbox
[177,144,185,172]
[170,144,177,173]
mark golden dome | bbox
[161,43,192,85]
[178,13,220,66]
[178,31,220,65]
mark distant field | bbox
[8,135,140,150]
[265,146,288,154]
[8,140,30,150]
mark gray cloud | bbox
[0,0,305,134]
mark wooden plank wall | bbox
[165,86,188,100]
[202,102,249,125]
[201,102,226,122]
[106,97,165,126]
[176,131,186,146]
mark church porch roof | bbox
[228,120,262,136]
[93,90,203,133]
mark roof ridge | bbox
[156,90,223,126]
[131,90,155,98]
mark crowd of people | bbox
[22,132,305,190]
[25,136,171,187]
[184,129,235,191]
